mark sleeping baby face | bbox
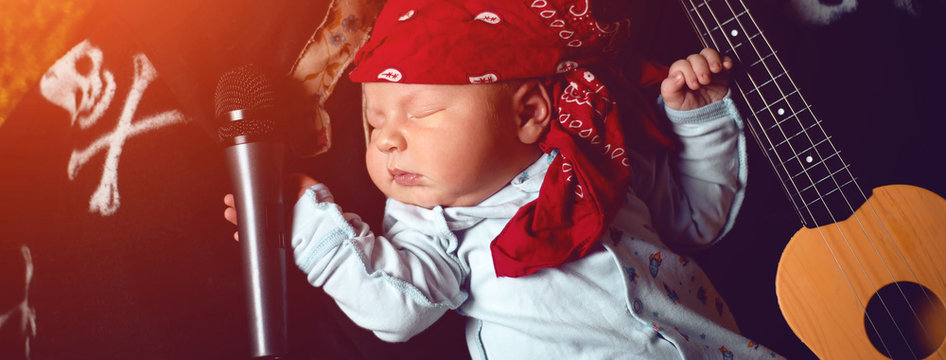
[363,82,541,209]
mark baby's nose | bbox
[374,126,406,153]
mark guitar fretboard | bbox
[677,0,867,228]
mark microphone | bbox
[215,64,289,359]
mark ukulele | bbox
[676,1,946,358]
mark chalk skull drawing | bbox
[39,40,186,216]
[40,40,117,129]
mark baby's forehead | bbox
[362,82,512,104]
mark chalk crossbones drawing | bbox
[40,40,186,216]
[0,246,36,360]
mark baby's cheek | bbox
[365,151,387,191]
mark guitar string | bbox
[684,0,906,357]
[729,0,946,356]
[676,1,890,353]
[742,0,946,345]
[676,2,892,355]
[711,0,944,357]
[678,3,894,353]
[685,2,946,357]
[721,1,936,356]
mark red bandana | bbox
[350,0,669,277]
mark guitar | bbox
[676,1,946,358]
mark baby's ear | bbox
[513,80,552,144]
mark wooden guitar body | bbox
[776,185,946,359]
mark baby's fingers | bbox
[223,193,240,242]
[668,58,700,91]
[687,53,713,87]
[223,193,238,225]
[700,48,734,78]
[223,207,239,242]
[224,206,238,225]
[700,48,724,73]
[661,71,685,99]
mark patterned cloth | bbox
[348,0,671,277]
[289,0,384,157]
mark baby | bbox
[226,0,783,358]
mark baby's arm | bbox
[292,184,468,342]
[645,48,746,249]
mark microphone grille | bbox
[214,64,278,140]
[214,64,276,117]
[216,116,275,140]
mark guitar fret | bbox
[762,103,811,130]
[718,0,748,15]
[741,72,800,118]
[796,163,852,194]
[753,99,785,116]
[707,0,749,26]
[770,119,823,151]
[804,178,857,208]
[792,152,847,179]
[719,19,764,64]
[786,146,854,205]
[782,145,841,191]
[688,0,759,61]
[721,32,757,64]
[742,57,789,89]
[694,9,749,35]
[750,90,803,116]
[745,69,785,96]
[746,49,777,70]
[775,138,834,176]
[698,32,749,53]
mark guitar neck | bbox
[676,0,868,228]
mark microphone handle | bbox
[225,141,289,358]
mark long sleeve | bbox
[639,91,747,249]
[291,184,469,342]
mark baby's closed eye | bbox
[407,107,446,119]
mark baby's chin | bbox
[383,186,489,209]
[379,186,438,209]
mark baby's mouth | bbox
[389,168,421,186]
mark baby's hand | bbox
[223,173,321,242]
[661,48,733,111]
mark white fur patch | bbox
[787,0,858,25]
[787,0,918,25]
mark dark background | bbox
[1,0,943,359]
